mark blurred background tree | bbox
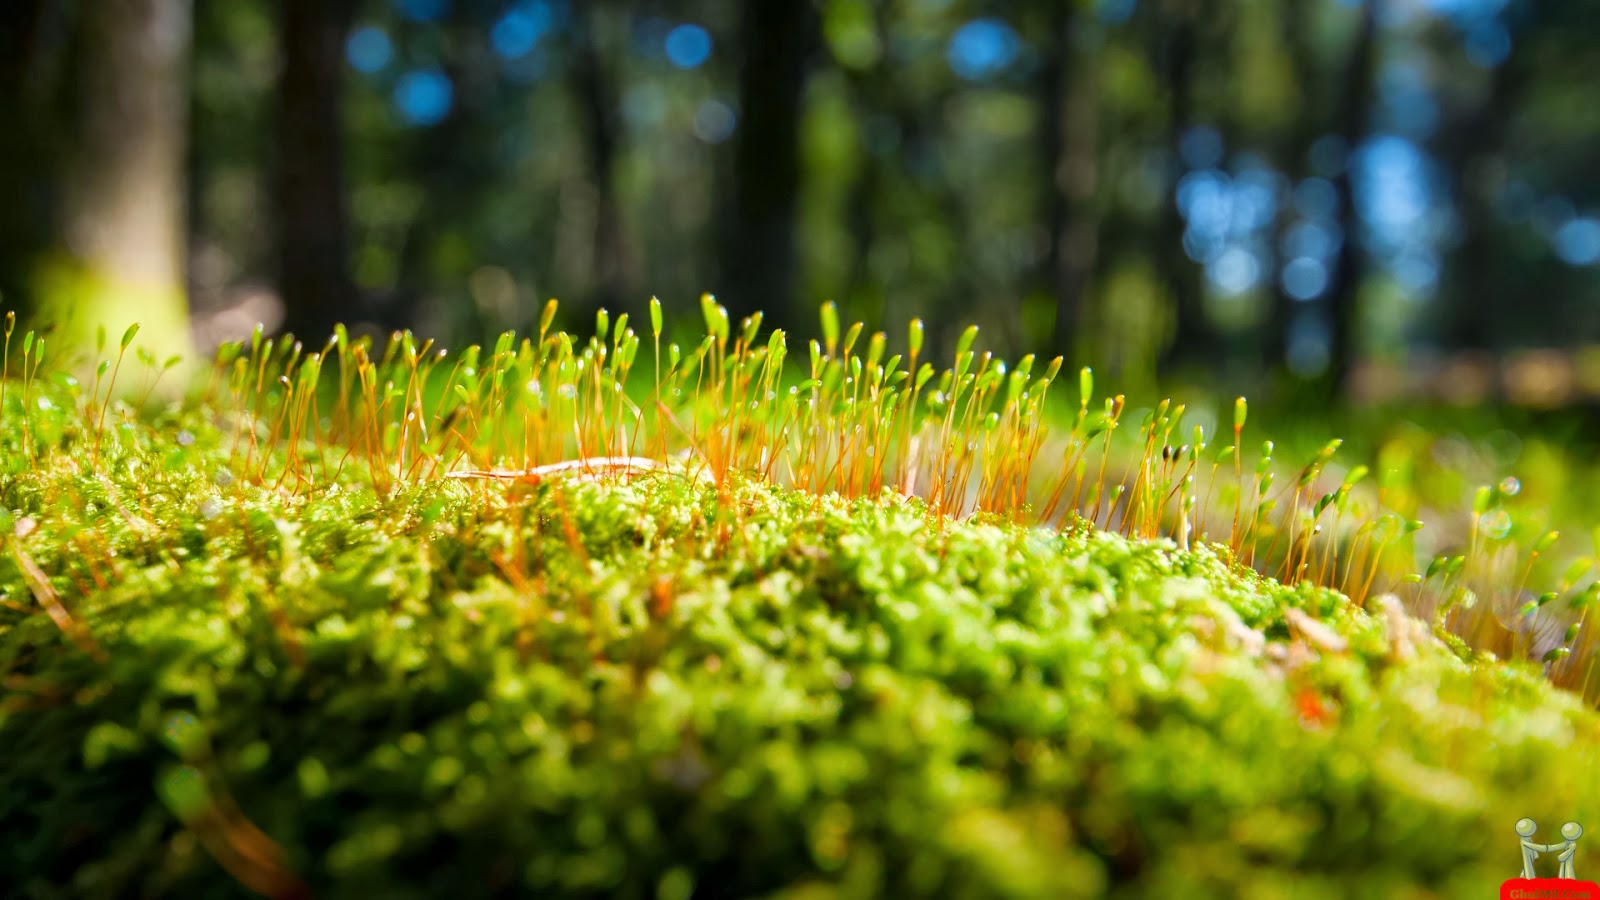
[0,0,1596,403]
[2,0,196,367]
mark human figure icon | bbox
[1556,822,1584,880]
[1518,818,1551,878]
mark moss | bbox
[2,381,1598,900]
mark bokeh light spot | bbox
[665,24,713,69]
[947,19,1020,81]
[1283,219,1342,260]
[1282,257,1329,300]
[1208,246,1261,295]
[396,0,449,23]
[394,69,454,126]
[1553,217,1600,266]
[491,5,551,60]
[1096,0,1138,25]
[692,99,737,143]
[1464,21,1511,67]
[1393,249,1441,292]
[346,26,393,74]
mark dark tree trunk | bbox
[1266,0,1317,373]
[275,0,356,344]
[720,0,817,330]
[1156,0,1208,375]
[390,6,499,335]
[1324,0,1381,395]
[573,3,630,314]
[1041,10,1099,363]
[843,128,880,329]
[0,0,59,316]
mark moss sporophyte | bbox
[2,298,1600,898]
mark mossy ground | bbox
[3,383,1600,899]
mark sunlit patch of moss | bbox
[2,304,1600,896]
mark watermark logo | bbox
[1502,818,1599,899]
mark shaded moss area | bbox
[2,392,1599,900]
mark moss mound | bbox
[2,389,1599,899]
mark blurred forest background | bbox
[1,0,1597,404]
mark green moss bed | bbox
[3,402,1599,899]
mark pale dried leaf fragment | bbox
[446,455,714,485]
[1283,606,1348,655]
[1377,593,1421,662]
[1190,602,1266,657]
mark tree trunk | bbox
[1156,0,1208,375]
[0,1,60,326]
[720,0,816,330]
[1324,0,1380,396]
[275,0,356,345]
[391,6,499,336]
[573,3,630,315]
[1042,10,1099,364]
[1266,0,1317,373]
[49,0,196,369]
